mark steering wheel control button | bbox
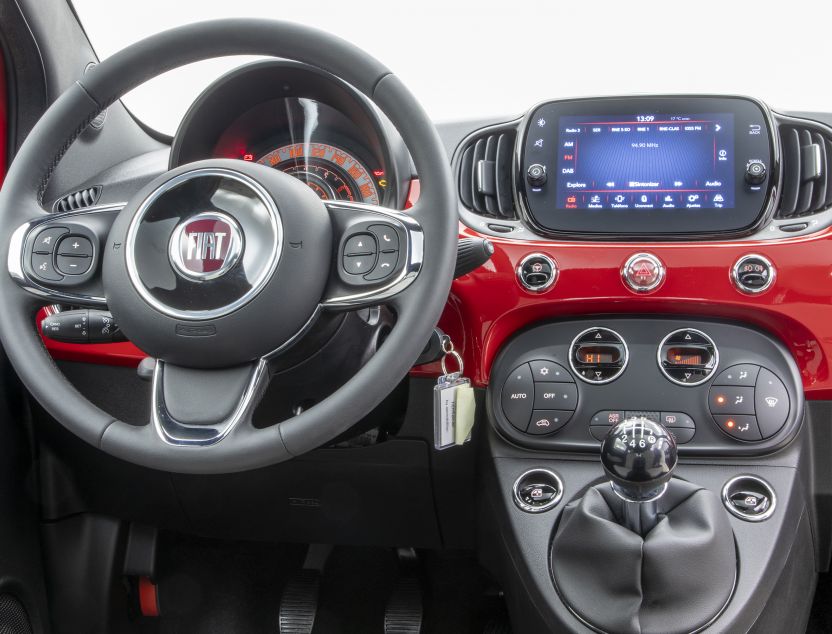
[528,410,572,434]
[517,253,557,293]
[56,254,92,276]
[622,252,665,293]
[722,475,776,521]
[57,236,93,258]
[533,383,578,410]
[570,327,628,384]
[709,386,756,416]
[745,159,768,185]
[732,254,775,294]
[32,227,69,253]
[344,234,376,256]
[755,368,790,438]
[41,309,125,344]
[364,250,399,281]
[529,360,572,382]
[526,163,547,187]
[31,253,63,282]
[369,224,399,252]
[658,328,718,386]
[714,414,762,441]
[343,253,375,275]
[501,364,534,430]
[513,468,563,513]
[714,364,760,387]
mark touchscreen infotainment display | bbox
[555,113,735,210]
[520,96,773,238]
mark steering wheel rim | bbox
[0,19,457,473]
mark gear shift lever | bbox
[600,416,678,534]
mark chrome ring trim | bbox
[125,168,282,321]
[721,474,777,522]
[656,327,719,387]
[321,201,424,307]
[731,253,776,295]
[512,468,564,513]
[569,326,629,385]
[610,480,669,504]
[8,203,125,306]
[168,211,244,281]
[621,252,665,293]
[516,252,558,292]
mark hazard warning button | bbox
[622,252,665,293]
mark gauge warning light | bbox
[373,170,385,177]
[243,153,254,162]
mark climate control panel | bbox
[488,318,803,456]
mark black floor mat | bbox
[808,572,832,633]
[155,533,307,634]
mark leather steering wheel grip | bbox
[0,20,458,473]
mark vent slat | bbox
[779,128,801,217]
[53,186,102,213]
[457,126,518,219]
[812,132,828,211]
[495,133,514,217]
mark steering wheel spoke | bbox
[321,200,424,309]
[152,359,271,446]
[8,203,122,306]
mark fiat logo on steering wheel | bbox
[169,211,244,281]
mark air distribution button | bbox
[526,164,547,187]
[745,160,767,185]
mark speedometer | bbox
[256,142,380,205]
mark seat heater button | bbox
[501,364,534,430]
[709,386,756,415]
[529,360,572,382]
[342,253,375,275]
[344,234,376,256]
[755,369,790,438]
[369,224,399,251]
[527,410,572,435]
[56,254,92,276]
[31,253,62,281]
[666,427,695,444]
[534,383,577,410]
[57,235,93,257]
[364,250,399,281]
[32,227,69,253]
[714,415,763,441]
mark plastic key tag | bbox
[434,336,476,450]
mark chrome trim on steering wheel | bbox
[321,201,424,307]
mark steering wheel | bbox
[0,20,457,474]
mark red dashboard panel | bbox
[0,48,7,182]
[36,177,832,401]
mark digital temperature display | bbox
[576,345,621,365]
[665,347,706,366]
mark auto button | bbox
[501,364,534,431]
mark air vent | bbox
[53,186,102,213]
[457,126,517,219]
[776,120,832,218]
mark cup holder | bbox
[721,475,776,521]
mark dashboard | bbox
[169,60,407,209]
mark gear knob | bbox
[601,417,678,502]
